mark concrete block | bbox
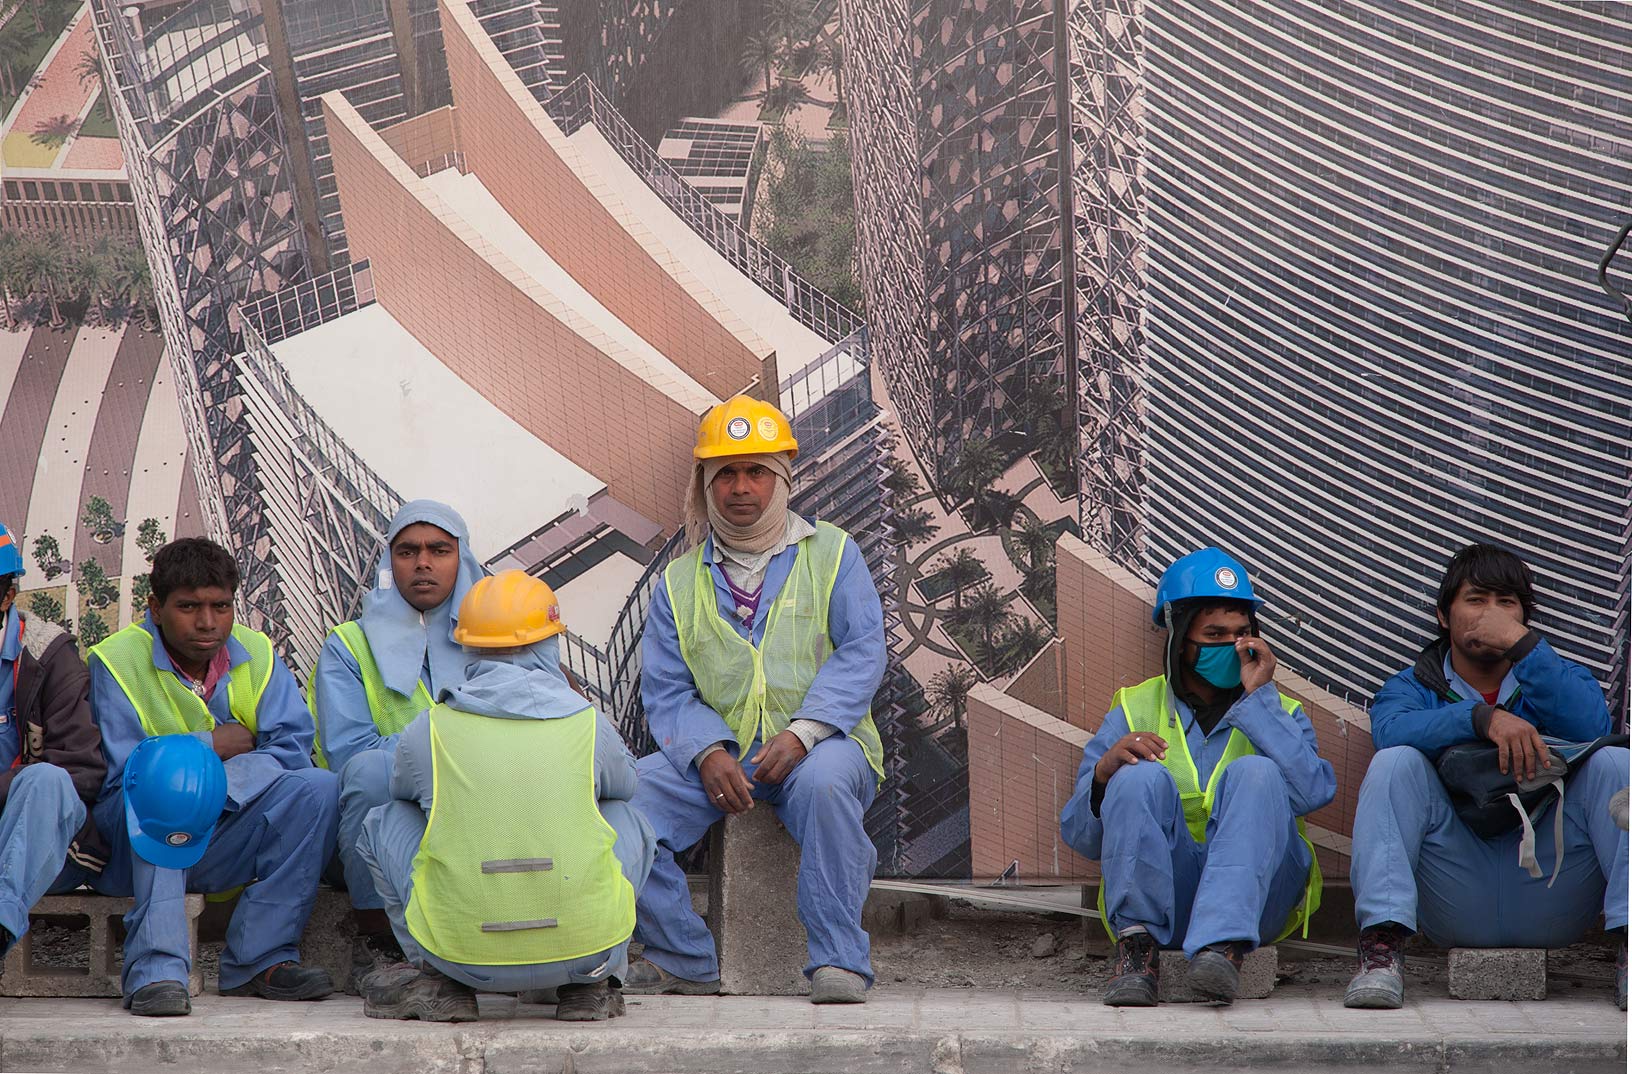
[1,893,205,997]
[1158,945,1277,1002]
[301,888,357,993]
[706,808,807,995]
[1447,947,1546,1001]
[860,889,946,937]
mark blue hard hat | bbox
[124,734,226,870]
[0,522,25,577]
[1152,547,1264,626]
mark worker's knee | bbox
[1362,745,1436,791]
[1102,760,1179,814]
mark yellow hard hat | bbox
[453,570,565,648]
[694,396,798,460]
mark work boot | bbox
[554,980,625,1021]
[1102,932,1159,1007]
[621,957,720,995]
[346,933,409,996]
[809,966,867,1004]
[127,980,191,1017]
[361,964,479,1022]
[1616,931,1627,1012]
[220,961,334,1001]
[1343,924,1408,1010]
[1188,941,1252,1005]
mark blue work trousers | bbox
[0,764,86,953]
[1351,745,1629,946]
[334,750,392,910]
[358,797,655,993]
[86,767,339,998]
[1099,755,1311,959]
[631,736,878,985]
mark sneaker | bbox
[1343,924,1408,1010]
[809,966,867,1004]
[361,965,479,1022]
[1188,941,1252,1005]
[554,980,626,1021]
[621,957,720,996]
[127,980,191,1017]
[220,961,333,1001]
[347,933,409,996]
[1103,932,1159,1007]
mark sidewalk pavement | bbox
[0,990,1624,1074]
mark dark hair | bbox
[1435,543,1535,625]
[150,538,240,603]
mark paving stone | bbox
[1448,948,1547,1001]
[707,808,808,996]
[0,893,205,998]
[1158,945,1277,1002]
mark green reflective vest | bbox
[402,703,635,966]
[90,621,273,738]
[310,620,434,769]
[665,520,884,784]
[1096,675,1322,942]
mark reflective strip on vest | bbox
[664,520,884,784]
[402,703,635,966]
[310,620,434,769]
[1095,675,1323,942]
[90,622,273,738]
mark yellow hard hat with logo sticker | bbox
[694,396,798,460]
[453,570,565,648]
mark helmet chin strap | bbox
[1162,603,1179,729]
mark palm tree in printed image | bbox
[959,581,1012,658]
[75,48,111,122]
[815,36,844,112]
[935,547,985,614]
[946,436,1011,530]
[1012,513,1056,575]
[15,234,70,326]
[996,617,1050,676]
[70,239,115,323]
[741,29,781,102]
[926,663,979,729]
[30,113,78,150]
[112,242,155,328]
[765,0,814,61]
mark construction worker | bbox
[355,570,654,1023]
[1345,544,1627,1011]
[311,500,483,981]
[1060,548,1333,1007]
[624,397,886,1005]
[86,538,337,1016]
[0,521,108,958]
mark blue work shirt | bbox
[89,614,318,839]
[1370,635,1611,757]
[0,610,21,768]
[311,630,434,774]
[1060,681,1336,861]
[641,526,886,778]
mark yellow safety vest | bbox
[665,521,884,784]
[403,703,635,966]
[1095,675,1322,942]
[90,621,274,738]
[310,620,434,769]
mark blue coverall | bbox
[1060,683,1336,958]
[631,530,886,985]
[1351,638,1628,946]
[0,612,86,951]
[84,616,338,998]
[357,651,656,992]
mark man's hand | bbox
[699,749,754,814]
[210,723,255,761]
[1485,709,1546,782]
[1094,732,1168,785]
[1238,635,1277,694]
[1465,607,1530,657]
[749,730,808,786]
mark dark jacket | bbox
[1370,632,1612,759]
[2,611,108,872]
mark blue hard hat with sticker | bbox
[124,734,227,870]
[1151,547,1263,626]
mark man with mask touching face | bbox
[311,501,484,985]
[1060,548,1334,1007]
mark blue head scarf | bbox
[361,500,485,698]
[440,634,591,721]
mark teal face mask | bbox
[1192,642,1242,689]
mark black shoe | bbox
[554,980,626,1021]
[128,980,191,1017]
[220,961,333,1001]
[347,933,408,996]
[622,957,720,996]
[1188,941,1252,1005]
[1103,932,1159,1007]
[362,965,479,1022]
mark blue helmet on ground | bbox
[1152,547,1264,626]
[0,522,25,578]
[124,734,227,870]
